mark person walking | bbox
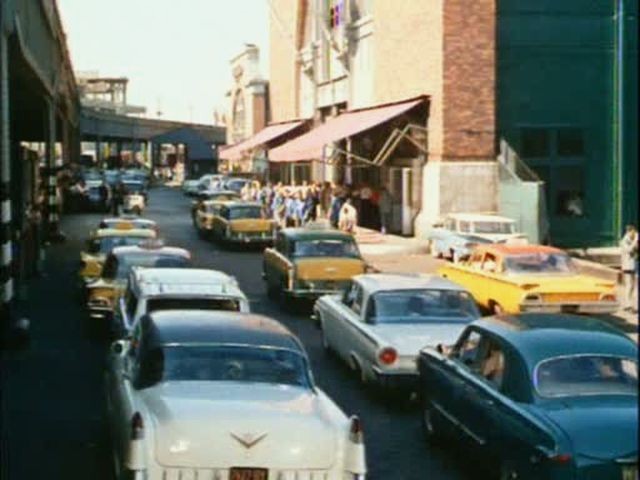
[620,224,638,312]
[112,180,125,216]
[338,197,358,233]
[329,187,345,229]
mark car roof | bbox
[445,213,515,222]
[354,273,469,294]
[111,245,190,258]
[94,228,155,238]
[133,268,245,298]
[476,244,564,256]
[224,201,261,208]
[143,311,303,352]
[473,314,637,367]
[201,190,239,196]
[101,217,156,226]
[281,227,356,241]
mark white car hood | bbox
[142,382,341,469]
[371,323,468,356]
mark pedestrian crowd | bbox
[237,180,394,234]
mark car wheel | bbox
[491,301,505,315]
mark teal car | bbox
[417,314,637,479]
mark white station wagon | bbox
[106,311,367,480]
[313,274,480,391]
[115,268,250,336]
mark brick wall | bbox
[372,0,443,159]
[442,0,496,160]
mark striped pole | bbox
[45,99,59,240]
[0,30,13,323]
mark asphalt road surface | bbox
[1,186,474,480]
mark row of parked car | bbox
[75,195,637,479]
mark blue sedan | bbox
[417,314,637,479]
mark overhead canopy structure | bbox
[269,97,426,163]
[219,119,308,161]
[151,127,214,160]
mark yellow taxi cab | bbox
[262,226,367,301]
[78,227,157,285]
[438,244,619,314]
[98,216,159,234]
[86,242,192,326]
[209,201,276,245]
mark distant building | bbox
[76,71,147,116]
[222,44,269,174]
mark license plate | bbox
[622,465,637,480]
[230,468,268,480]
[561,304,579,313]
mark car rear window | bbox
[292,239,360,258]
[535,355,638,398]
[147,297,240,313]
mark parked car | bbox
[114,267,250,337]
[263,227,367,301]
[86,242,191,324]
[78,228,157,286]
[190,189,241,224]
[417,313,638,480]
[105,311,367,480]
[209,202,276,245]
[314,273,480,392]
[98,216,159,234]
[429,213,528,262]
[438,244,619,314]
[122,180,147,215]
[85,180,111,212]
[224,177,253,193]
[182,178,201,196]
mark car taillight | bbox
[349,416,363,444]
[549,453,572,464]
[131,412,144,440]
[378,347,398,366]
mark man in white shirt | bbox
[620,224,638,312]
[338,198,358,233]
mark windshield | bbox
[369,289,479,324]
[504,253,575,274]
[227,206,263,220]
[147,297,240,312]
[102,253,190,279]
[292,239,360,258]
[209,193,239,202]
[474,221,514,234]
[535,355,638,398]
[143,345,311,387]
[89,235,150,254]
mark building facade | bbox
[268,0,498,237]
[223,44,269,174]
[268,0,637,246]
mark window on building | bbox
[557,128,584,157]
[232,92,245,142]
[555,165,585,217]
[520,128,550,158]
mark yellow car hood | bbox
[80,252,106,277]
[295,257,365,280]
[230,219,273,233]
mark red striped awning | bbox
[219,120,308,161]
[269,97,425,163]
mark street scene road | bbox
[2,187,472,480]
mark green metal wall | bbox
[497,0,638,247]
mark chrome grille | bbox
[161,469,332,480]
